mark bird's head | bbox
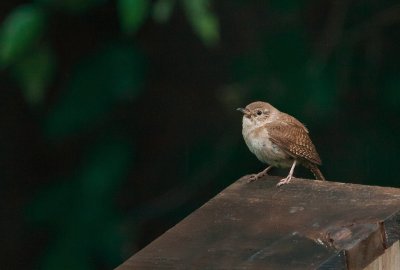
[237,101,276,126]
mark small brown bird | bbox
[237,101,325,186]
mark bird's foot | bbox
[277,175,293,187]
[247,166,273,183]
[276,160,297,187]
[247,173,262,183]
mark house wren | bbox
[237,101,325,186]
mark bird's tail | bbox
[309,165,326,181]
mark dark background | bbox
[1,0,400,269]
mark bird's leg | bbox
[248,165,273,182]
[277,160,297,187]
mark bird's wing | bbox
[267,116,321,165]
[277,112,309,133]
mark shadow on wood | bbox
[116,176,400,270]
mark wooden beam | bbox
[364,241,399,270]
[116,176,400,270]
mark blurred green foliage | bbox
[29,139,132,270]
[45,43,145,139]
[1,0,400,269]
[118,0,149,34]
[152,0,175,23]
[35,0,105,13]
[183,0,219,46]
[1,1,221,269]
[0,5,45,66]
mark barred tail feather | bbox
[310,166,325,181]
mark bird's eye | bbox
[256,110,262,116]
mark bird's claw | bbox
[276,176,292,187]
[247,171,269,183]
[247,174,258,183]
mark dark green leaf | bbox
[118,0,150,34]
[12,45,55,106]
[153,0,176,23]
[182,0,220,47]
[0,5,45,66]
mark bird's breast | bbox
[243,126,291,167]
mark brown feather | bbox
[267,117,322,165]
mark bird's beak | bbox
[237,107,250,116]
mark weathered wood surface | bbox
[116,176,400,270]
[364,240,399,270]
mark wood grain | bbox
[363,241,399,270]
